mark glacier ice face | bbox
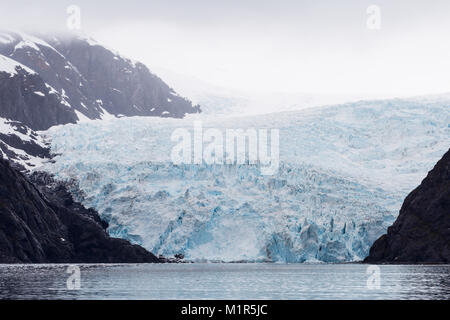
[41,98,450,262]
[46,161,397,262]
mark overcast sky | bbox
[2,0,450,98]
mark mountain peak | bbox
[0,30,200,170]
[0,30,201,128]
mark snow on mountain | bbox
[0,30,200,126]
[152,66,393,117]
[41,97,450,262]
[0,53,35,76]
[0,117,50,171]
[0,30,201,169]
[0,51,79,131]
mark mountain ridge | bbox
[0,30,201,170]
[0,157,160,263]
[41,100,449,262]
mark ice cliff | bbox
[41,98,450,262]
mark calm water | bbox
[0,263,449,300]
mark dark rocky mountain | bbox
[0,54,78,131]
[0,30,200,170]
[0,30,200,128]
[0,117,50,171]
[0,157,160,263]
[365,149,450,263]
[0,51,76,170]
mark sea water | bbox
[0,264,449,300]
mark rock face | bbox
[0,157,160,263]
[0,31,200,129]
[0,117,50,171]
[0,31,201,170]
[0,59,78,131]
[365,149,450,263]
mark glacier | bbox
[40,97,450,262]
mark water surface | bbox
[0,264,449,300]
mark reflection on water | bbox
[0,264,449,300]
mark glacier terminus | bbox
[41,97,450,263]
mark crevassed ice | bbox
[41,99,450,262]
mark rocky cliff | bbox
[0,31,200,129]
[365,149,450,263]
[0,30,201,171]
[0,157,160,263]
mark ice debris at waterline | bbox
[40,99,450,262]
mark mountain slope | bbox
[0,117,50,171]
[0,31,201,170]
[0,31,200,126]
[0,157,160,263]
[41,98,449,262]
[365,149,450,263]
[0,53,78,130]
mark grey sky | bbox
[2,0,450,97]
